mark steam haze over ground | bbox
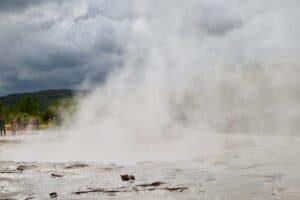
[1,0,300,164]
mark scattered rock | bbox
[120,174,135,181]
[73,185,188,195]
[16,164,37,172]
[0,198,17,200]
[136,181,165,187]
[73,188,124,195]
[0,168,20,174]
[272,191,278,196]
[165,187,189,192]
[51,173,63,178]
[64,163,89,169]
[102,164,123,171]
[49,192,58,198]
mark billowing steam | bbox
[1,0,300,163]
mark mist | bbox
[1,0,300,164]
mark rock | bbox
[0,198,17,200]
[64,163,89,169]
[51,173,63,178]
[49,192,58,198]
[16,165,27,171]
[136,181,165,187]
[16,164,37,172]
[0,168,20,174]
[73,184,189,195]
[120,174,135,181]
[74,188,122,195]
[165,187,189,192]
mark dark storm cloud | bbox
[1,0,253,96]
[0,0,48,12]
[0,0,131,96]
[21,49,86,71]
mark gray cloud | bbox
[0,0,43,12]
[0,0,131,95]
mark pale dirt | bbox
[0,133,300,200]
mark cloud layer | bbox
[0,0,132,95]
[0,0,299,97]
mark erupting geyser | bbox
[1,0,300,164]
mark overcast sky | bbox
[0,0,133,96]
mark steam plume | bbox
[2,0,300,163]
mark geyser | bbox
[1,0,300,164]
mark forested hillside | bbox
[0,89,75,108]
[0,89,85,126]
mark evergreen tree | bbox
[15,97,39,115]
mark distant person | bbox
[11,117,17,135]
[30,117,37,130]
[17,117,23,130]
[48,118,52,128]
[0,116,6,136]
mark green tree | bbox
[0,102,4,113]
[41,108,55,123]
[14,97,39,115]
[0,102,8,120]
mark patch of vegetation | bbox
[0,89,82,128]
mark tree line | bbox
[0,96,74,128]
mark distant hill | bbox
[0,89,84,109]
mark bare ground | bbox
[1,134,300,199]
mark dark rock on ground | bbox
[136,181,165,187]
[0,199,17,200]
[73,184,189,196]
[165,187,189,192]
[64,163,89,169]
[74,188,125,195]
[120,174,135,181]
[51,173,63,178]
[49,192,58,198]
[0,198,17,200]
[16,164,38,172]
[0,168,20,174]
